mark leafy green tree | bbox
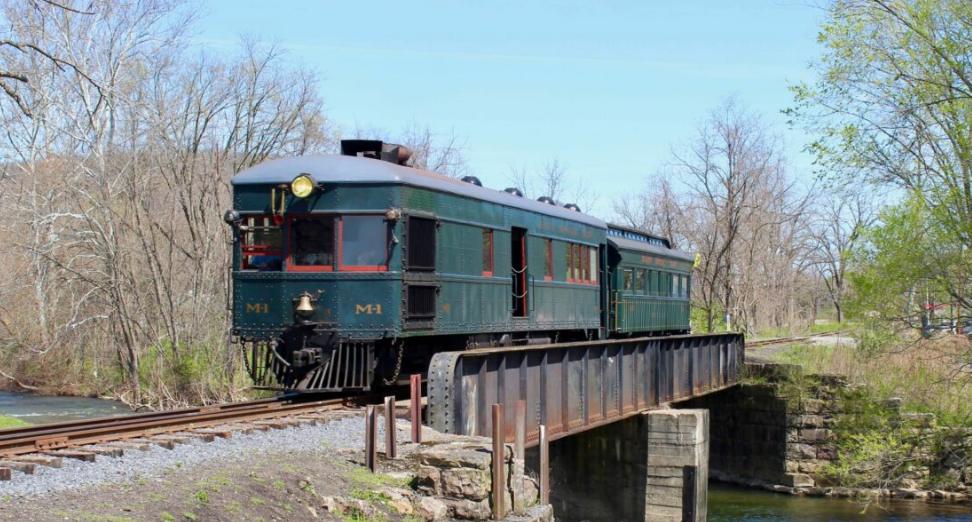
[849,195,957,324]
[791,0,972,312]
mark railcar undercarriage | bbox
[241,328,606,392]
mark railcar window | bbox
[241,216,282,271]
[482,229,494,276]
[573,244,582,281]
[565,243,572,280]
[289,216,335,269]
[635,269,645,293]
[589,248,598,284]
[580,245,589,281]
[544,239,553,281]
[649,270,657,296]
[340,215,387,269]
[623,268,633,291]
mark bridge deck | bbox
[427,333,744,445]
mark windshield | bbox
[289,215,335,269]
[340,215,387,269]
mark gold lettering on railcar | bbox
[355,304,383,315]
[245,303,269,314]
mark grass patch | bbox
[767,332,972,425]
[0,415,30,429]
[193,490,210,505]
[345,465,411,489]
[350,488,391,503]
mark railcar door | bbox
[511,227,528,317]
[404,213,438,330]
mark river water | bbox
[0,390,131,424]
[709,483,972,521]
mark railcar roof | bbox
[232,154,606,228]
[607,236,696,263]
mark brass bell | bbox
[295,292,316,319]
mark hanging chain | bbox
[383,342,405,386]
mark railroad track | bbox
[0,393,388,483]
[745,329,854,349]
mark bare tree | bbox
[350,123,469,179]
[810,183,876,323]
[613,97,815,334]
[0,1,328,407]
[612,173,683,249]
[508,158,599,214]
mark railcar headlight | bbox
[222,209,240,225]
[291,174,315,198]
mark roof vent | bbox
[504,187,524,197]
[340,139,412,166]
[563,203,581,212]
[461,176,482,186]
[537,196,557,205]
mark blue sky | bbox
[197,1,825,217]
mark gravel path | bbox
[747,333,856,362]
[0,414,405,498]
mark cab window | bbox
[289,215,335,270]
[241,216,282,271]
[340,215,387,270]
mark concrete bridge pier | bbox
[537,409,709,522]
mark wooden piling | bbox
[491,404,505,520]
[514,399,526,515]
[365,405,377,472]
[410,374,422,443]
[384,396,397,459]
[539,424,549,506]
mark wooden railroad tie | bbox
[0,460,36,474]
[151,435,192,445]
[10,455,63,468]
[177,432,216,443]
[0,468,10,481]
[192,428,236,439]
[106,441,152,452]
[141,438,177,450]
[82,445,124,457]
[42,449,96,462]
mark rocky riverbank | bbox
[681,362,972,504]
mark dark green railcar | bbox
[605,225,693,334]
[225,140,693,392]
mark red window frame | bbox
[544,239,553,281]
[286,214,335,272]
[564,243,597,285]
[337,214,389,272]
[482,229,494,277]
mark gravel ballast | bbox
[0,413,397,498]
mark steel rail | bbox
[0,397,284,442]
[0,395,366,459]
[745,329,853,348]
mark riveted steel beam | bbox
[427,333,743,444]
